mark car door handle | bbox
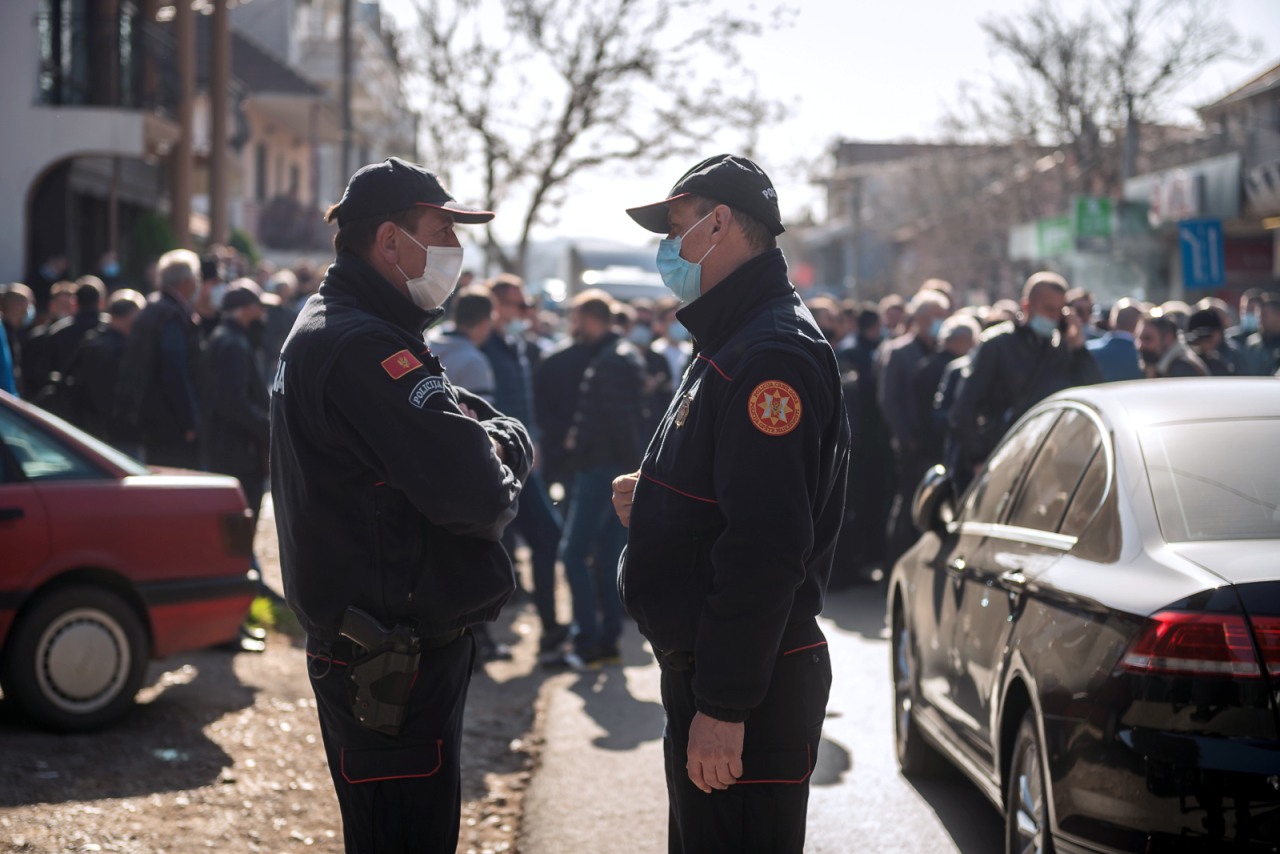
[0,507,24,521]
[1000,569,1027,586]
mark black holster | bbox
[340,607,422,737]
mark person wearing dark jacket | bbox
[877,289,950,567]
[1138,315,1210,378]
[270,158,531,854]
[202,285,270,516]
[950,271,1102,473]
[533,334,594,488]
[64,290,145,441]
[558,289,646,667]
[611,155,849,853]
[114,250,204,466]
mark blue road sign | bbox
[1178,218,1225,289]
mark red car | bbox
[0,391,255,731]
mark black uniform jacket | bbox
[620,249,850,722]
[269,251,532,642]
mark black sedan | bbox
[889,378,1280,853]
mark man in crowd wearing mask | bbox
[1241,294,1280,377]
[877,288,949,566]
[610,154,849,853]
[950,271,1101,473]
[270,158,532,853]
[481,273,569,666]
[1227,288,1263,349]
[1138,315,1209,378]
[114,250,204,466]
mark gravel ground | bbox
[0,497,551,854]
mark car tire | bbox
[1005,709,1054,854]
[3,584,149,732]
[891,602,947,777]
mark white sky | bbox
[381,0,1280,247]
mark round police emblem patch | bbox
[747,380,802,436]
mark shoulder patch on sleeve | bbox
[747,380,802,436]
[381,349,424,379]
[409,375,447,408]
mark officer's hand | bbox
[611,471,640,528]
[686,712,744,793]
[459,404,479,420]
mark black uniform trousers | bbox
[306,630,476,854]
[659,619,832,854]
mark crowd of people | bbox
[817,275,1280,585]
[4,243,1280,633]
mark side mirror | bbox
[912,465,955,534]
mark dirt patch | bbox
[0,501,552,854]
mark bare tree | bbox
[946,0,1251,194]
[407,0,788,276]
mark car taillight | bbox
[221,510,255,557]
[1252,616,1280,679]
[1120,611,1267,679]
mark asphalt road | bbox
[520,583,1005,853]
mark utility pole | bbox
[210,0,231,245]
[171,0,195,247]
[340,0,353,192]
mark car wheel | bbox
[1006,710,1054,854]
[3,585,149,732]
[891,602,946,777]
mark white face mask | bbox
[396,228,464,310]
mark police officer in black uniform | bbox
[612,155,850,853]
[270,158,532,853]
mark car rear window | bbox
[1141,419,1280,542]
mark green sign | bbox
[1075,196,1112,239]
[1036,216,1074,257]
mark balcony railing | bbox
[36,0,178,116]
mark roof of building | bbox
[194,16,325,97]
[1198,59,1280,116]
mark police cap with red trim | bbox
[332,157,494,227]
[626,153,784,236]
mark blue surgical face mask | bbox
[1028,314,1057,339]
[629,325,653,347]
[102,262,121,278]
[1241,313,1260,333]
[656,210,716,304]
[506,317,530,337]
[928,318,944,340]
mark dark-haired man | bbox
[1138,314,1209,378]
[270,158,532,852]
[611,155,849,852]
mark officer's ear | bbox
[373,220,401,265]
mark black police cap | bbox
[626,153,785,236]
[332,157,495,227]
